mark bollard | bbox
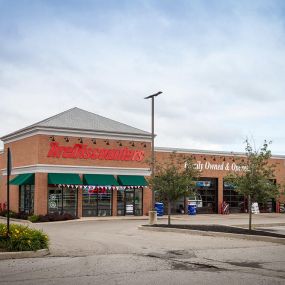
[148,211,157,225]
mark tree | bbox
[148,153,200,226]
[225,140,283,230]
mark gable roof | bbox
[1,107,151,142]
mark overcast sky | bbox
[0,0,285,154]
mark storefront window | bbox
[19,185,34,214]
[48,186,77,216]
[82,190,98,217]
[134,188,143,215]
[82,187,112,217]
[117,189,125,216]
[98,188,112,216]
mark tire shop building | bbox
[0,107,284,217]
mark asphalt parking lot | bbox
[0,214,284,285]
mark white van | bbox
[188,194,203,208]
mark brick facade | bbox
[0,134,152,216]
[0,133,284,216]
[155,150,285,213]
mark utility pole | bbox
[144,91,162,216]
[6,147,12,237]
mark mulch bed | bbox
[148,224,285,239]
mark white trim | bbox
[155,146,285,160]
[2,164,151,176]
[1,127,152,144]
[155,147,245,157]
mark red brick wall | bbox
[0,175,19,212]
[2,137,39,168]
[155,151,285,211]
[38,135,151,168]
[143,187,152,215]
[1,132,284,215]
[34,173,48,215]
[0,134,152,215]
[1,134,151,171]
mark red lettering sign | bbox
[47,142,145,162]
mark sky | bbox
[0,0,285,154]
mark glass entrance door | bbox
[125,190,134,215]
[117,188,143,216]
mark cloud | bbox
[0,0,285,154]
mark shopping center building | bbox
[0,107,284,216]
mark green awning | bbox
[83,174,119,186]
[48,173,82,185]
[117,175,148,186]
[10,173,35,185]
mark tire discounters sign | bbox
[47,142,145,162]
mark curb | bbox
[138,226,285,245]
[235,223,285,228]
[0,217,31,224]
[0,248,49,260]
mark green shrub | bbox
[28,215,39,223]
[0,210,29,220]
[0,223,49,251]
[0,210,17,218]
[37,212,77,222]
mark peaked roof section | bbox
[1,107,151,141]
[32,107,150,135]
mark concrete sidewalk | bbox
[1,213,284,227]
[77,213,285,227]
[168,213,285,227]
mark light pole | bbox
[144,91,162,214]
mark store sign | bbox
[194,161,248,172]
[47,142,145,162]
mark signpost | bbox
[6,147,12,237]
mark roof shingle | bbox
[1,107,151,140]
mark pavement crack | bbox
[226,261,262,269]
[203,257,285,279]
[142,252,223,272]
[170,259,222,271]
